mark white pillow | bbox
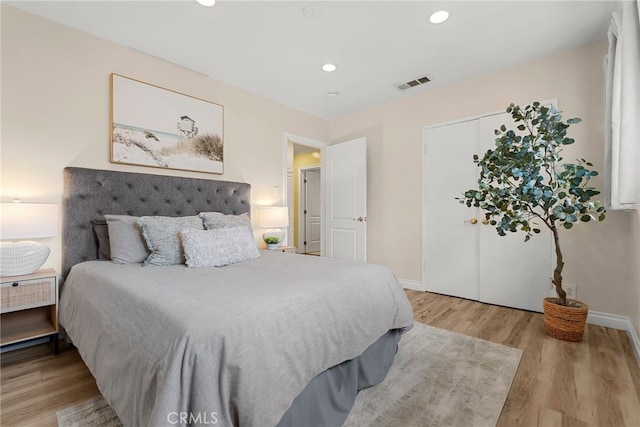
[138,216,204,266]
[199,212,252,232]
[104,215,150,264]
[181,226,260,268]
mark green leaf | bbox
[457,102,604,237]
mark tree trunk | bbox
[551,225,567,305]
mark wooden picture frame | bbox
[110,74,224,174]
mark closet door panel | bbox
[477,113,552,312]
[423,120,479,300]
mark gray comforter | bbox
[60,251,413,427]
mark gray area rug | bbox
[57,322,522,427]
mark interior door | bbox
[422,111,552,312]
[303,168,321,253]
[477,113,552,312]
[423,120,479,299]
[324,138,367,262]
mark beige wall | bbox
[329,41,638,330]
[631,210,640,333]
[0,5,328,272]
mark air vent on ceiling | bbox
[395,75,431,91]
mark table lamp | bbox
[0,202,59,277]
[258,206,289,249]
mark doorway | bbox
[283,133,367,261]
[284,133,326,254]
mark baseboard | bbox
[398,278,424,292]
[588,310,640,366]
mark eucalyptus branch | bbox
[526,204,553,231]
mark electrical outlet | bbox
[564,283,577,300]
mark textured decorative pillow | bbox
[92,219,110,260]
[104,215,150,264]
[181,226,260,268]
[139,216,204,266]
[199,212,252,232]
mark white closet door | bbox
[423,120,479,300]
[477,113,552,312]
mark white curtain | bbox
[604,0,640,210]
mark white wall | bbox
[0,5,328,273]
[329,41,639,332]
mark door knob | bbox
[468,218,478,225]
[482,218,490,225]
[354,216,365,222]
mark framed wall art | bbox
[110,74,224,174]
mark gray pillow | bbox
[181,226,260,268]
[139,216,204,266]
[104,215,150,264]
[92,219,110,260]
[199,212,252,232]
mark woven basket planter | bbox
[543,297,589,342]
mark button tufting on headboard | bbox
[62,167,251,279]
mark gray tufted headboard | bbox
[62,167,251,278]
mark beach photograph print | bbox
[110,74,224,174]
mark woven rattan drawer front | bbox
[1,276,56,313]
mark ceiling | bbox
[8,0,621,120]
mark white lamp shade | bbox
[258,206,289,228]
[1,203,59,240]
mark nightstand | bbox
[1,268,59,354]
[275,245,297,254]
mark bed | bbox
[59,167,413,427]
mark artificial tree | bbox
[459,102,606,306]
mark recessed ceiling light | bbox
[303,4,322,20]
[322,63,337,73]
[327,92,340,98]
[197,0,216,7]
[429,10,449,24]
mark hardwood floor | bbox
[1,290,639,426]
[408,290,640,427]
